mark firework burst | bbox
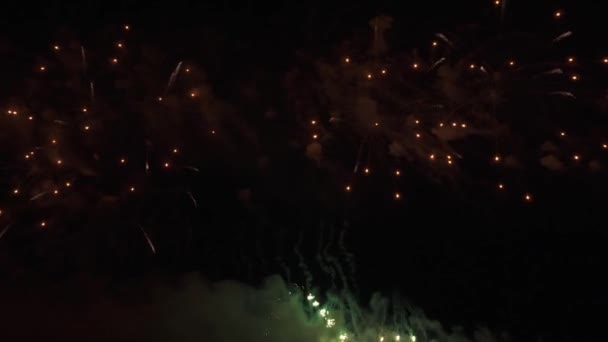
[287,5,607,203]
[0,25,220,258]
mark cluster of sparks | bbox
[304,292,417,342]
[0,24,211,250]
[303,2,607,206]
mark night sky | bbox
[1,1,607,341]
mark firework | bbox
[0,26,221,257]
[286,4,606,204]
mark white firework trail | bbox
[166,61,183,93]
[138,225,156,254]
[550,91,576,99]
[0,224,11,241]
[353,138,367,173]
[553,31,573,43]
[186,191,198,207]
[500,0,508,22]
[429,57,446,71]
[145,140,151,174]
[435,33,453,47]
[29,192,47,201]
[81,46,87,74]
[90,82,95,102]
[541,68,564,76]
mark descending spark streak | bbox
[138,225,156,254]
[500,0,508,23]
[353,138,367,173]
[435,33,453,47]
[553,31,573,43]
[429,57,446,71]
[541,68,563,76]
[187,191,198,207]
[30,192,47,201]
[0,224,11,241]
[90,82,95,102]
[54,120,68,125]
[550,91,576,99]
[81,46,87,75]
[166,61,183,93]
